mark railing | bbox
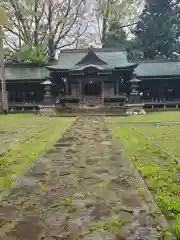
[104,94,126,99]
[142,98,180,102]
[59,95,79,99]
[8,101,41,107]
[58,94,126,99]
[84,96,101,104]
[142,99,180,104]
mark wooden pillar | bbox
[116,79,119,96]
[79,80,82,106]
[65,80,68,96]
[101,79,104,106]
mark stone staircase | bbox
[53,106,127,116]
[38,105,57,116]
[38,99,127,117]
[83,96,101,107]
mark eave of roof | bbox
[6,79,44,83]
[71,64,113,71]
[115,64,138,71]
[138,75,180,81]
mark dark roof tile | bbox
[135,61,180,77]
[47,48,134,70]
[2,66,49,81]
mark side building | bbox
[0,63,48,112]
[136,60,180,110]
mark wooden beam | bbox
[79,80,82,106]
[116,79,119,95]
[101,79,104,106]
[0,26,8,112]
[65,80,68,95]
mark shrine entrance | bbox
[85,82,101,96]
[80,79,102,107]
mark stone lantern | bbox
[41,78,53,104]
[128,73,141,104]
[125,73,146,115]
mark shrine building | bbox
[1,47,180,113]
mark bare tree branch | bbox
[55,0,84,48]
[59,22,89,49]
[2,0,93,58]
[52,0,72,38]
[8,0,30,41]
[4,38,18,51]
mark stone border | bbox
[111,121,180,126]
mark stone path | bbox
[0,117,172,239]
[111,121,180,126]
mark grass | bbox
[0,114,75,192]
[109,120,180,238]
[108,111,180,122]
[132,125,180,158]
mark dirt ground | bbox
[0,117,172,240]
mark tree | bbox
[101,21,143,59]
[96,0,141,46]
[133,0,178,59]
[8,43,48,64]
[125,38,143,60]
[1,0,90,59]
[103,22,127,47]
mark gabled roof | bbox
[75,49,107,66]
[47,48,137,71]
[135,61,180,78]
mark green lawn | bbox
[0,114,75,192]
[132,125,180,158]
[108,111,180,122]
[109,115,180,238]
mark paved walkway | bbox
[0,117,171,239]
[111,121,180,126]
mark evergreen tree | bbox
[97,0,141,47]
[134,0,177,59]
[103,22,127,48]
[125,38,143,60]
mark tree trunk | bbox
[34,0,39,47]
[101,1,110,47]
[47,0,55,59]
[48,38,55,60]
[102,18,107,47]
